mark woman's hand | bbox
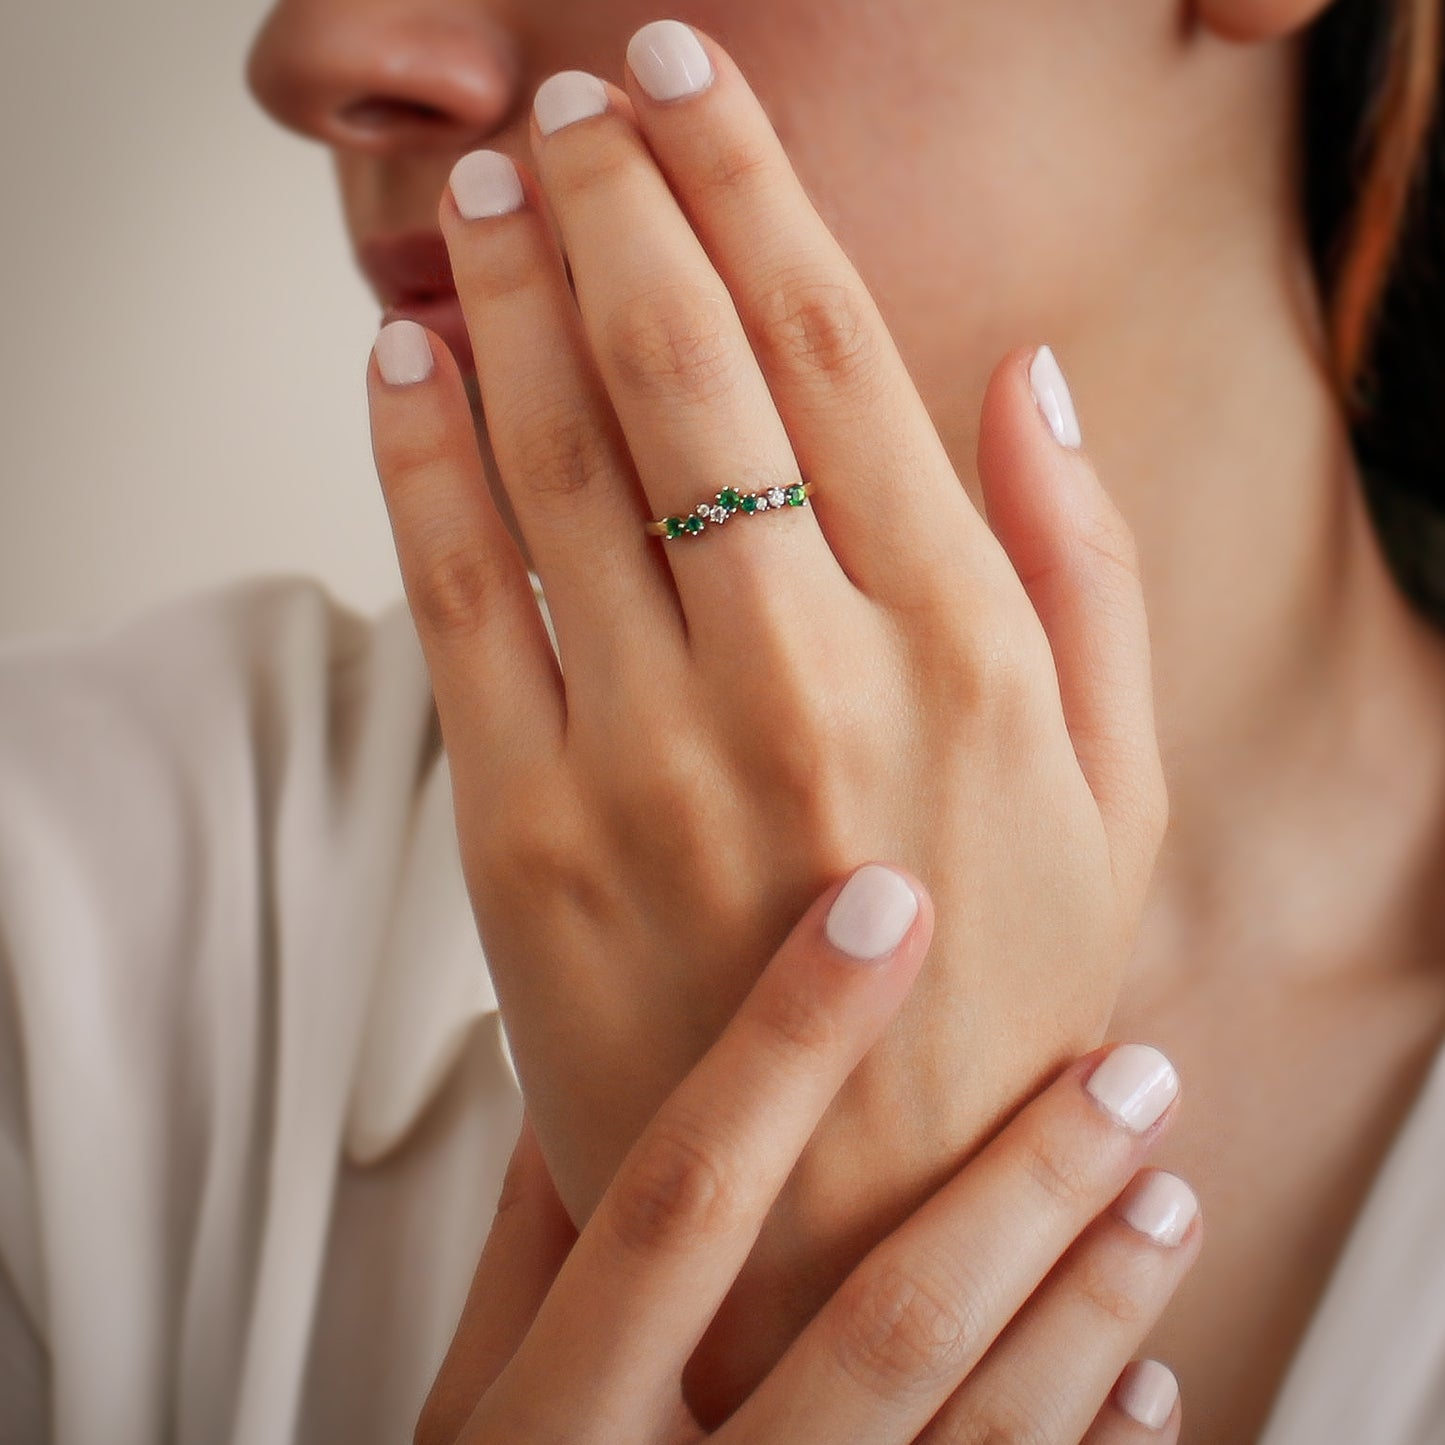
[419,869,1195,1445]
[367,19,1167,1418]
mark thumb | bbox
[977,344,1169,902]
[416,1113,578,1444]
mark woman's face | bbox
[246,0,1293,462]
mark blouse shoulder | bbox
[0,573,432,798]
[0,576,459,1443]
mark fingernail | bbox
[1085,1044,1179,1132]
[374,320,433,386]
[1119,1170,1198,1247]
[450,150,525,220]
[1116,1360,1180,1430]
[825,865,920,962]
[533,70,610,136]
[1029,344,1083,450]
[628,20,715,102]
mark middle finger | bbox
[921,1170,1200,1442]
[529,70,852,638]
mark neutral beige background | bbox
[0,0,401,643]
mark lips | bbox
[358,230,475,376]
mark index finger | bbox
[472,863,934,1440]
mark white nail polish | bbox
[1085,1045,1179,1132]
[450,150,524,220]
[628,20,715,102]
[1116,1360,1180,1431]
[1029,344,1083,450]
[374,320,433,386]
[1120,1171,1198,1247]
[533,70,610,136]
[825,865,919,962]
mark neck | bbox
[1000,235,1445,987]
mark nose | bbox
[246,0,522,155]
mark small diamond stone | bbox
[709,506,729,524]
[786,484,807,507]
[756,496,770,511]
[766,487,787,509]
[695,503,711,518]
[684,515,705,535]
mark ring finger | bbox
[527,71,850,636]
[1083,1361,1184,1442]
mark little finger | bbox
[368,321,563,784]
[414,1115,576,1445]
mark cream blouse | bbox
[0,577,1441,1444]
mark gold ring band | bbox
[646,481,816,539]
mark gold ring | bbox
[646,481,816,539]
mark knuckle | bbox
[608,1117,745,1258]
[748,977,838,1059]
[754,274,882,396]
[701,136,777,197]
[409,542,499,642]
[963,630,1032,710]
[743,738,863,881]
[376,434,448,502]
[551,134,638,201]
[478,782,597,913]
[935,618,1050,728]
[930,1405,1057,1445]
[606,729,727,870]
[731,640,879,809]
[743,686,835,790]
[1018,1119,1097,1212]
[506,399,615,501]
[454,233,546,308]
[602,282,744,404]
[832,1258,977,1400]
[1074,1246,1156,1329]
[1084,497,1143,581]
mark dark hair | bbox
[1305,0,1445,625]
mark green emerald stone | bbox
[740,494,760,513]
[717,488,742,512]
[684,515,706,535]
[786,484,807,507]
[664,516,686,539]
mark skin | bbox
[416,872,1195,1443]
[366,36,1171,1432]
[249,2,1445,1440]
